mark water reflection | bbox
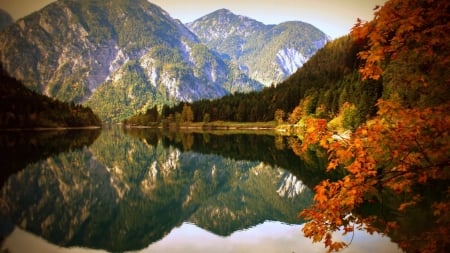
[3,221,402,253]
[0,129,100,187]
[1,128,312,252]
[0,127,402,252]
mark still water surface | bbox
[0,127,402,252]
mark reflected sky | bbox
[3,222,403,253]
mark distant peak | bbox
[201,8,262,25]
[214,8,234,15]
[207,8,237,19]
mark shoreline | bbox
[123,121,307,136]
[123,121,277,130]
[0,126,102,132]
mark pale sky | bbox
[0,0,386,38]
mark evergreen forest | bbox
[124,35,382,132]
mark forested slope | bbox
[126,35,382,129]
[0,65,101,128]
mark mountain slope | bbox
[0,65,101,128]
[0,0,262,122]
[156,35,382,127]
[187,9,330,86]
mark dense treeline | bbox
[0,65,102,128]
[125,36,382,128]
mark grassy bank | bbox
[198,121,277,130]
[125,121,276,129]
[123,121,312,136]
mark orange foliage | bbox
[288,96,313,124]
[352,0,450,82]
[302,118,327,151]
[299,0,450,252]
[300,101,450,252]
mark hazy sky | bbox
[0,0,386,38]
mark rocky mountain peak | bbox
[187,8,266,42]
[187,9,330,86]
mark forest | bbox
[0,65,102,128]
[124,35,382,132]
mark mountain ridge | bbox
[186,8,330,86]
[0,0,263,122]
[0,0,328,122]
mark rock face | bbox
[0,0,261,122]
[187,9,330,86]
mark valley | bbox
[0,0,328,123]
[0,0,449,252]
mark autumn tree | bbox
[352,0,450,107]
[288,96,313,124]
[181,103,194,123]
[202,112,210,123]
[274,109,285,125]
[327,102,358,132]
[299,0,450,252]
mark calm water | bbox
[0,127,402,253]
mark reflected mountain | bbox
[125,128,337,189]
[0,129,100,188]
[1,127,315,252]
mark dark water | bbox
[0,127,402,253]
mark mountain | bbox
[156,36,382,129]
[187,9,330,86]
[0,0,262,122]
[0,9,13,31]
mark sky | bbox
[0,0,387,38]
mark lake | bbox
[0,127,403,253]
